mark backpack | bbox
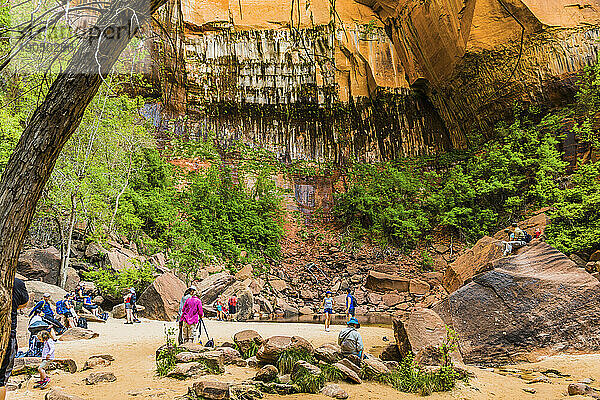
[55,300,67,315]
[77,317,88,329]
[348,294,357,308]
[524,232,532,243]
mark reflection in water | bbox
[251,313,392,327]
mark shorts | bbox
[348,307,355,316]
[39,359,51,370]
[324,308,333,314]
[216,305,222,312]
[0,336,17,386]
[229,305,236,314]
[125,303,133,310]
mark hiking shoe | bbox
[38,378,50,389]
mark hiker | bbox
[502,222,527,256]
[0,277,29,400]
[56,294,76,329]
[534,227,541,239]
[123,289,134,325]
[322,291,334,332]
[178,286,196,345]
[338,317,364,359]
[130,287,141,323]
[29,293,66,335]
[82,294,99,317]
[228,294,238,321]
[75,282,85,301]
[35,331,55,389]
[180,292,203,343]
[345,288,357,320]
[215,298,225,321]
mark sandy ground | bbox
[7,318,600,400]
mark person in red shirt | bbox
[228,295,238,321]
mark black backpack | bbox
[524,232,532,243]
[77,317,88,329]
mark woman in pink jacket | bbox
[180,293,203,343]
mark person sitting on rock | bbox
[29,293,66,335]
[502,222,527,256]
[338,317,364,359]
[56,294,77,329]
[82,294,99,317]
[322,291,334,332]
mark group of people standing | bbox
[321,288,364,360]
[322,288,357,331]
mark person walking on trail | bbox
[322,291,334,332]
[228,295,238,321]
[338,317,364,359]
[178,286,196,345]
[35,331,55,389]
[130,287,141,323]
[123,289,134,325]
[0,278,29,400]
[29,293,66,335]
[180,292,204,344]
[502,222,527,256]
[345,289,357,320]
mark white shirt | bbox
[42,339,55,360]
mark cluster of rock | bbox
[162,329,406,400]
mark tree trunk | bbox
[60,195,77,289]
[0,0,167,362]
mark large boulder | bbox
[45,388,85,400]
[59,328,99,341]
[442,236,504,293]
[365,271,409,292]
[112,303,145,319]
[192,379,231,400]
[492,212,550,241]
[25,280,66,305]
[256,336,314,363]
[434,241,600,365]
[18,247,61,285]
[196,271,236,305]
[393,308,462,365]
[64,267,80,292]
[138,272,186,321]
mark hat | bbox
[190,285,197,291]
[43,293,51,298]
[347,317,360,328]
[326,291,332,295]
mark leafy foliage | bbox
[82,262,154,300]
[277,349,315,375]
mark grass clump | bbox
[320,363,344,382]
[277,348,315,375]
[234,341,259,359]
[293,371,325,394]
[155,327,184,376]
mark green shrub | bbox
[82,261,154,300]
[320,363,344,382]
[293,370,325,394]
[276,349,315,375]
[156,327,182,376]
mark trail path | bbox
[9,318,600,399]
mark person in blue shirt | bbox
[29,293,66,335]
[345,289,357,320]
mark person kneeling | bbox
[338,318,364,360]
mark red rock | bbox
[409,279,430,295]
[256,336,313,363]
[365,271,409,292]
[381,293,403,307]
[138,272,186,321]
[18,247,61,285]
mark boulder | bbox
[233,330,264,357]
[291,360,321,381]
[321,384,349,399]
[362,355,390,375]
[270,278,287,292]
[83,357,112,370]
[276,298,298,317]
[567,383,600,398]
[591,251,600,262]
[298,306,313,315]
[409,279,430,295]
[175,351,225,373]
[570,253,587,268]
[192,379,231,400]
[365,271,409,292]
[17,247,61,285]
[379,344,401,361]
[333,361,361,384]
[59,328,99,341]
[442,236,503,293]
[45,389,85,400]
[492,212,550,242]
[196,272,236,305]
[25,280,66,305]
[255,296,273,314]
[235,265,254,281]
[381,293,403,307]
[112,303,145,319]
[64,267,80,292]
[314,343,342,364]
[13,357,77,375]
[393,308,462,365]
[85,371,116,385]
[256,336,313,363]
[338,358,361,375]
[138,272,186,321]
[167,362,210,379]
[214,347,243,365]
[105,248,137,271]
[434,241,600,364]
[85,242,108,259]
[149,252,168,273]
[253,364,278,382]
